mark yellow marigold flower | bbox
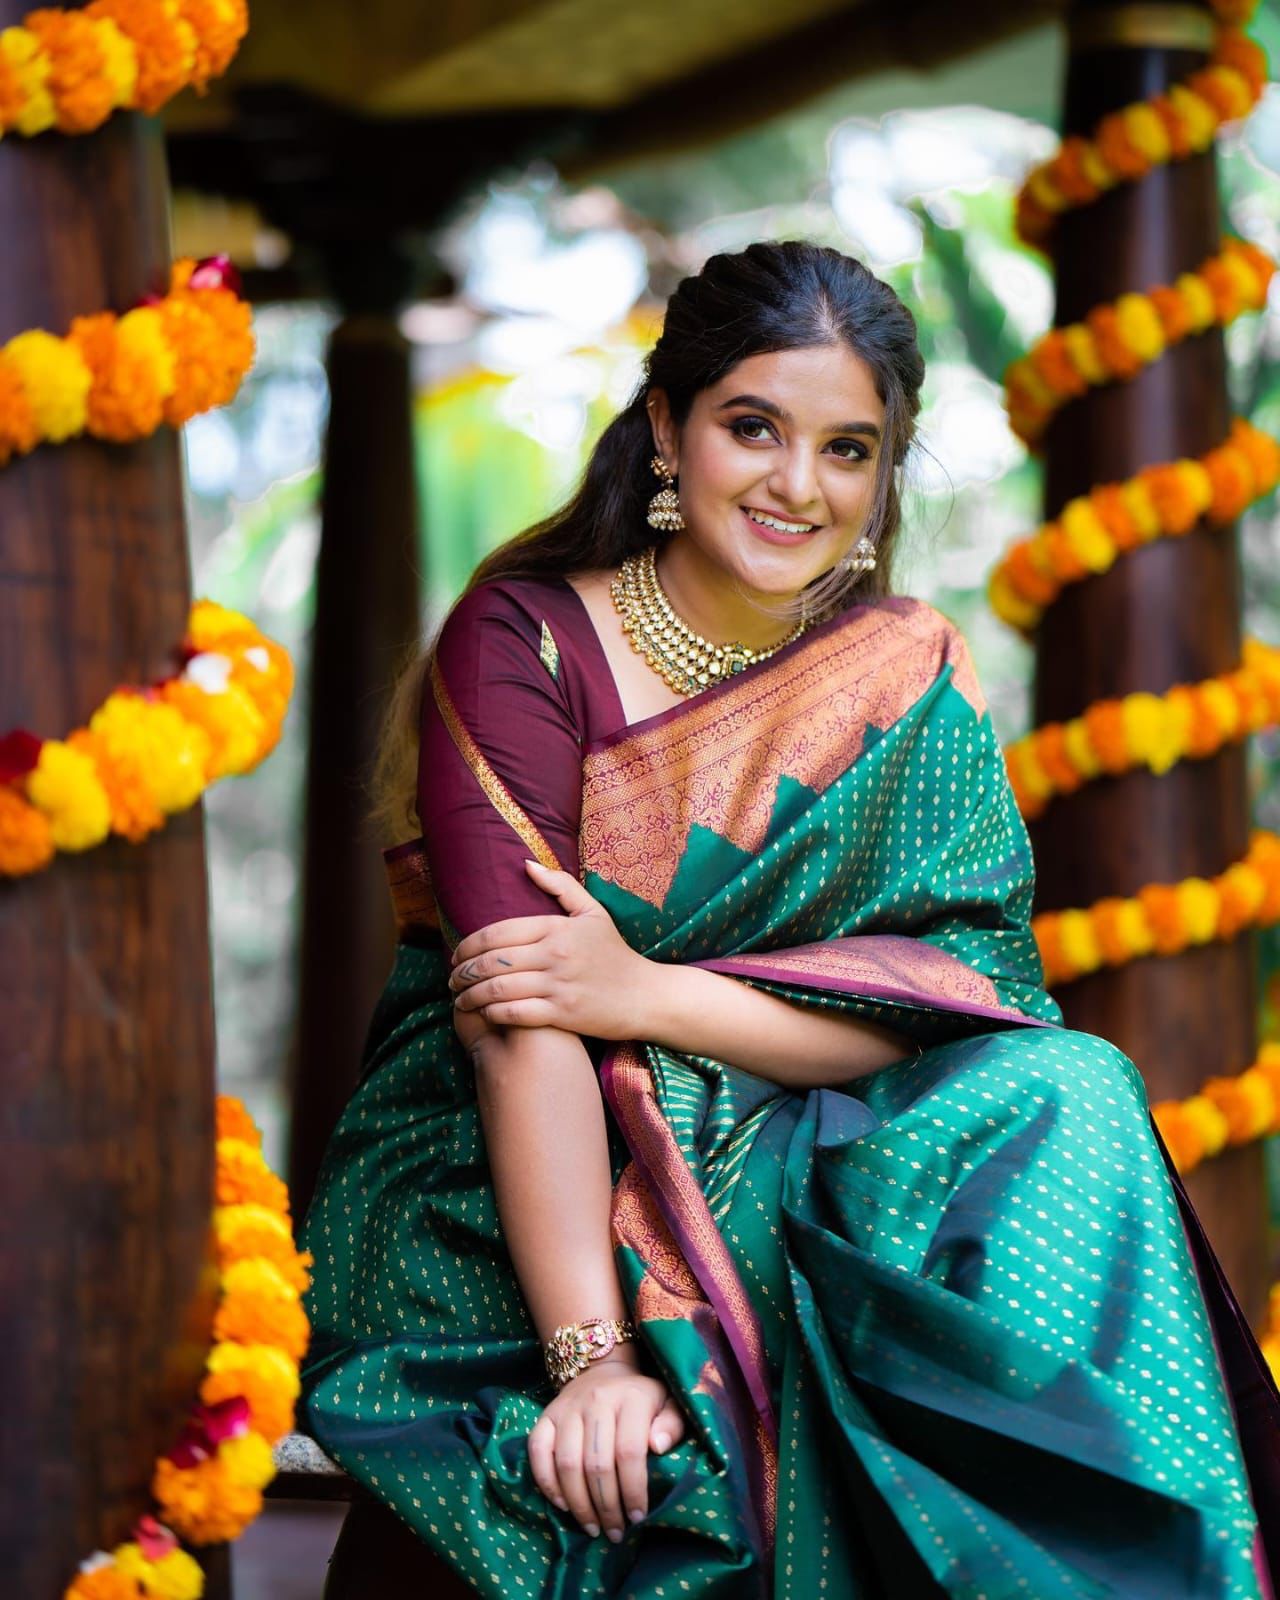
[987,568,1040,632]
[113,1544,202,1600]
[90,16,139,107]
[1062,324,1107,385]
[1114,293,1165,362]
[161,675,265,780]
[188,598,256,652]
[1175,460,1213,517]
[1061,718,1102,780]
[0,26,55,134]
[1161,688,1195,759]
[26,738,112,851]
[1175,271,1217,331]
[1200,678,1241,738]
[1060,500,1115,572]
[1221,248,1267,309]
[89,693,209,813]
[1123,102,1171,163]
[1182,1094,1231,1158]
[1176,877,1221,944]
[1120,479,1160,538]
[1113,898,1154,958]
[219,1430,276,1493]
[1007,741,1054,803]
[1119,692,1174,772]
[206,1337,301,1400]
[1260,1040,1280,1068]
[1079,143,1116,193]
[1026,165,1067,214]
[116,305,177,397]
[1167,83,1219,151]
[1059,909,1102,975]
[3,329,91,441]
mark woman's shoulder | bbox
[867,594,985,716]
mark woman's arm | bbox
[640,961,916,1088]
[463,1018,684,1541]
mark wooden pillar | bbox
[0,71,216,1600]
[288,247,422,1218]
[1031,0,1268,1321]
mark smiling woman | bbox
[299,241,1280,1599]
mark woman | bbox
[300,242,1280,1598]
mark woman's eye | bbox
[730,417,774,442]
[828,439,870,462]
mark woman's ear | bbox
[646,388,679,477]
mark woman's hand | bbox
[527,1349,685,1539]
[448,860,656,1039]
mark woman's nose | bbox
[769,451,822,515]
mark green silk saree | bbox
[301,580,1278,1598]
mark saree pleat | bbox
[301,582,1278,1599]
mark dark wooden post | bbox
[0,75,216,1600]
[1031,0,1268,1320]
[287,246,422,1218]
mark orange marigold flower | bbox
[1204,446,1255,522]
[0,784,56,875]
[23,10,117,134]
[216,1139,290,1212]
[1152,1103,1203,1174]
[64,727,165,842]
[1096,108,1150,179]
[1149,93,1193,161]
[1042,524,1091,583]
[153,1454,263,1545]
[1147,283,1193,342]
[1200,256,1244,321]
[1217,864,1266,938]
[1215,29,1268,95]
[1033,914,1069,984]
[67,311,167,443]
[1084,304,1142,381]
[216,1094,262,1149]
[1030,330,1088,399]
[1082,701,1130,773]
[214,1273,310,1362]
[200,1367,296,1445]
[1230,419,1280,492]
[86,0,196,113]
[1139,462,1201,534]
[180,0,248,88]
[1032,725,1082,793]
[1088,483,1142,551]
[65,1567,145,1600]
[1052,137,1102,205]
[1203,1070,1276,1142]
[1137,882,1185,954]
[0,352,40,464]
[1005,541,1060,606]
[1092,898,1136,966]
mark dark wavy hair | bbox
[370,240,926,842]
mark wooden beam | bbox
[0,63,216,1600]
[1031,0,1267,1322]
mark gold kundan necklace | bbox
[609,544,811,697]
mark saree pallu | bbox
[300,584,1280,1599]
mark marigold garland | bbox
[1032,828,1280,986]
[0,599,293,877]
[63,1096,310,1599]
[988,418,1280,633]
[0,255,253,466]
[0,0,247,138]
[1004,636,1280,819]
[1015,0,1267,248]
[1004,238,1274,447]
[1152,1041,1280,1176]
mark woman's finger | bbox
[553,1412,597,1536]
[648,1396,686,1454]
[450,916,557,966]
[614,1392,653,1526]
[453,971,550,1012]
[450,947,548,993]
[527,1416,567,1513]
[582,1403,624,1542]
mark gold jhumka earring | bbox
[841,535,877,577]
[646,456,685,532]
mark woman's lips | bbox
[740,506,821,546]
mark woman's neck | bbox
[654,538,803,652]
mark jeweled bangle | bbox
[544,1316,637,1389]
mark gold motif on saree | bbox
[538,618,561,681]
[707,936,1007,1014]
[580,598,983,909]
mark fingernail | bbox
[628,1508,645,1524]
[653,1433,671,1451]
[524,858,541,869]
[585,1522,600,1538]
[607,1527,622,1544]
[553,1497,568,1512]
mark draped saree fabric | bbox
[300,576,1280,1599]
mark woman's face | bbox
[649,343,886,602]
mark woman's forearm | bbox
[642,962,914,1088]
[470,1024,631,1344]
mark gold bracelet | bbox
[544,1316,637,1389]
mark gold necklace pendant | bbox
[609,545,809,697]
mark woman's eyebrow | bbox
[716,393,881,439]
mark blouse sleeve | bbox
[416,582,585,948]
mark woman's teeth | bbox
[744,509,817,534]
